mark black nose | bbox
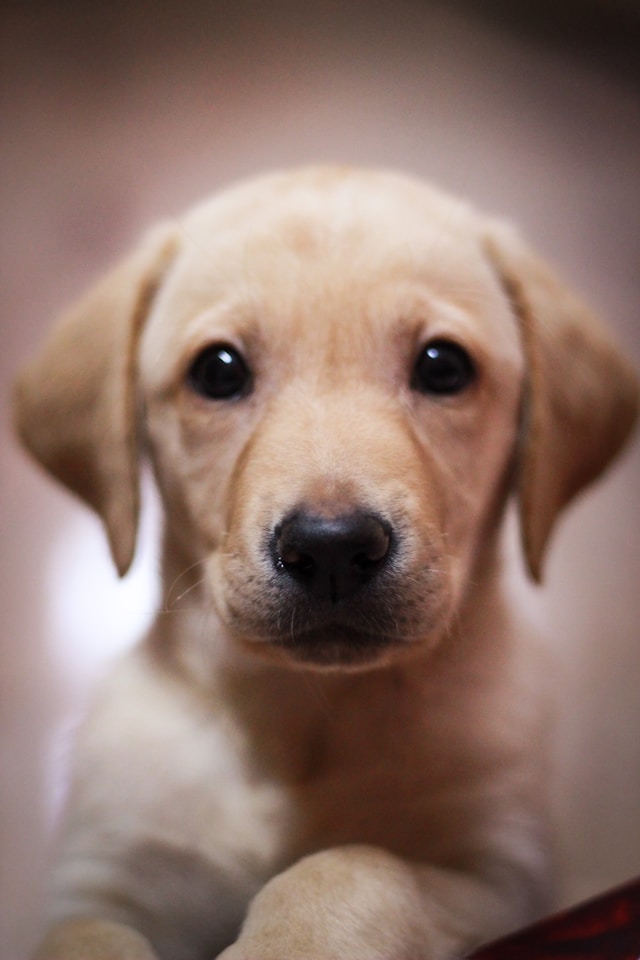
[274,511,392,603]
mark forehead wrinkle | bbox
[228,231,484,375]
[159,198,508,379]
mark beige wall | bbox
[1,2,639,957]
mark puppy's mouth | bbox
[227,577,439,670]
[269,624,401,669]
[218,508,447,669]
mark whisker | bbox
[170,576,207,607]
[164,559,207,612]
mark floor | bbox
[1,2,639,957]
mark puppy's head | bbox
[15,168,638,669]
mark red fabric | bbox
[468,877,640,959]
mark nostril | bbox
[274,510,392,602]
[353,550,382,573]
[353,522,390,567]
[277,546,315,575]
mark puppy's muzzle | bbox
[273,510,391,603]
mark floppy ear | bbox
[484,222,638,583]
[14,224,177,577]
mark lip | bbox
[269,624,404,669]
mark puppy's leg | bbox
[217,845,530,960]
[33,918,158,960]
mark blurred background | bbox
[1,1,639,957]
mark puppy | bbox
[15,167,638,960]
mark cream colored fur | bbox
[14,168,638,960]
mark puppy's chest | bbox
[157,660,498,873]
[235,698,467,866]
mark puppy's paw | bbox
[33,918,159,960]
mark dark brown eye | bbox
[412,340,475,395]
[187,343,251,400]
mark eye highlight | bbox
[187,343,251,400]
[412,339,476,396]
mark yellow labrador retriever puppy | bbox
[15,167,638,960]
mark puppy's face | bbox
[139,172,524,668]
[15,168,636,669]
